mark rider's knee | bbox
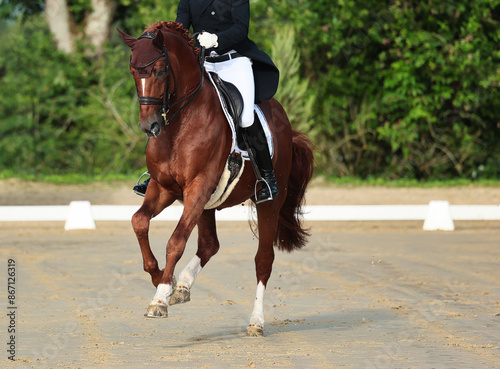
[240,113,254,128]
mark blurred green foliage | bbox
[0,0,499,180]
[0,15,142,176]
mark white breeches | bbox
[204,55,255,128]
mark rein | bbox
[131,31,205,126]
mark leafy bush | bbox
[1,1,499,181]
[0,16,144,177]
[270,25,315,133]
[255,0,500,179]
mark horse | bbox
[118,21,314,336]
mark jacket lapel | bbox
[192,0,214,23]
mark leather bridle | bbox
[130,31,205,126]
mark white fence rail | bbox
[1,204,499,222]
[0,202,499,231]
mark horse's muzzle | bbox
[140,122,161,138]
[139,114,163,138]
[150,122,161,138]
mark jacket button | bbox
[211,11,215,15]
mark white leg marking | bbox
[141,78,146,95]
[151,283,172,306]
[249,281,266,328]
[177,255,203,289]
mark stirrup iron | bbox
[133,171,150,197]
[254,178,273,204]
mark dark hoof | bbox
[145,303,168,318]
[168,286,191,305]
[246,324,264,337]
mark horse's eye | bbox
[156,69,166,78]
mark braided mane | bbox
[146,21,200,55]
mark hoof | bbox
[246,324,264,337]
[145,303,168,318]
[168,286,191,305]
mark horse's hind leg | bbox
[247,203,280,337]
[169,209,220,305]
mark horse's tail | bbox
[275,130,315,252]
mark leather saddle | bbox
[208,72,243,126]
[208,72,246,147]
[208,72,267,152]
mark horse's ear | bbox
[117,28,136,48]
[153,30,164,49]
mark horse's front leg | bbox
[146,184,213,317]
[169,209,220,305]
[132,180,176,287]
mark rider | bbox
[133,0,280,204]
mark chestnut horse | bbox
[119,21,314,336]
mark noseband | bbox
[130,31,205,126]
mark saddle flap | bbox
[206,73,274,161]
[209,72,243,125]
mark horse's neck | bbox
[159,31,230,152]
[164,34,201,97]
[168,83,229,152]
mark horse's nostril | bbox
[150,122,161,138]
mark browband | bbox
[138,32,157,40]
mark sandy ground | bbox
[0,180,499,368]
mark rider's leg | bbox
[133,140,150,197]
[210,56,255,128]
[211,56,278,203]
[242,116,279,202]
[133,177,150,197]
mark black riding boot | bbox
[133,140,151,197]
[242,117,279,203]
[133,175,150,197]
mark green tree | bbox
[270,25,314,133]
[255,0,500,179]
[1,0,499,180]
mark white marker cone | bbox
[423,201,455,231]
[64,201,96,230]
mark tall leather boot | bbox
[242,116,278,203]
